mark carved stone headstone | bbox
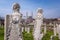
[53,22,57,36]
[33,8,43,40]
[4,3,22,40]
[25,27,30,33]
[44,23,46,34]
[57,24,60,39]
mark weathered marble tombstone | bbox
[56,23,60,39]
[44,23,46,34]
[53,22,57,36]
[33,8,43,40]
[22,27,24,32]
[25,26,30,33]
[50,35,54,40]
[27,27,30,33]
[4,3,22,40]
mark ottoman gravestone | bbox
[56,23,60,39]
[4,3,22,40]
[53,22,57,36]
[33,8,43,40]
[44,23,46,34]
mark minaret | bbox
[26,11,28,19]
[33,8,43,40]
[31,12,33,18]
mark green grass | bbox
[42,30,59,40]
[42,30,54,40]
[0,27,4,40]
[22,30,34,40]
[0,26,59,40]
[52,36,59,40]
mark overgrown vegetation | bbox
[42,30,59,40]
[0,26,4,40]
[42,30,54,40]
[52,36,59,40]
[0,26,59,40]
[22,27,34,40]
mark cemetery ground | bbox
[0,26,4,40]
[0,25,59,40]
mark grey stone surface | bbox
[4,3,44,40]
[4,3,22,40]
[44,23,46,34]
[58,24,60,39]
[33,8,43,40]
[53,23,57,36]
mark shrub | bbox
[52,36,59,40]
[42,30,53,40]
[22,31,34,40]
[0,27,4,40]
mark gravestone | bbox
[44,23,46,34]
[53,22,56,36]
[33,8,43,40]
[4,3,22,40]
[22,27,24,32]
[25,27,30,33]
[56,23,60,39]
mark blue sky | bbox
[0,0,60,18]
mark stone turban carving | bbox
[37,8,43,13]
[12,16,19,24]
[13,3,20,12]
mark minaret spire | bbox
[26,11,28,19]
[31,11,33,18]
